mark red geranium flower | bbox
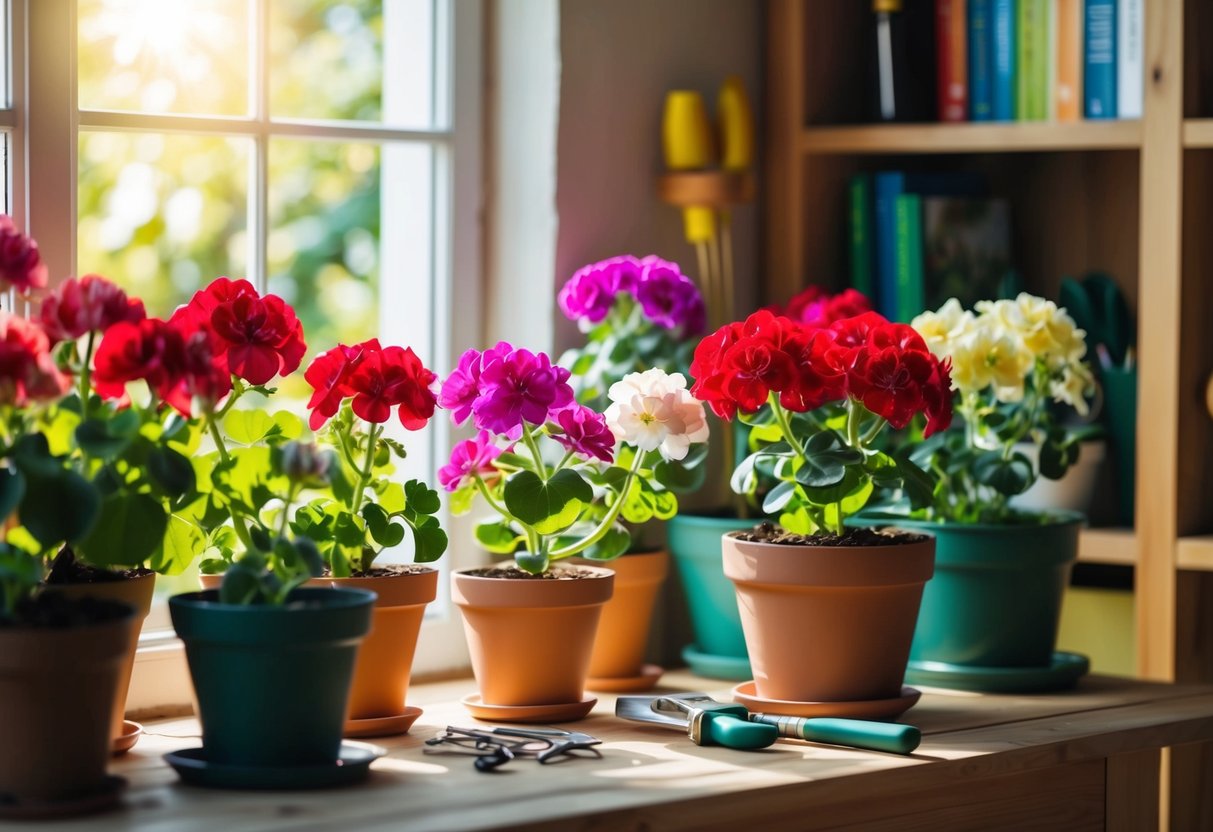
[93,318,186,403]
[0,216,48,294]
[0,313,68,406]
[40,274,146,344]
[170,277,306,385]
[346,345,438,429]
[304,339,380,430]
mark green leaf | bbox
[222,410,279,445]
[411,519,447,563]
[18,468,99,546]
[362,503,391,542]
[449,484,476,515]
[147,447,197,498]
[493,451,535,472]
[515,551,549,574]
[0,467,26,526]
[76,492,169,567]
[801,467,871,507]
[150,512,207,575]
[762,480,797,514]
[475,520,522,554]
[576,524,631,561]
[973,452,1035,496]
[503,469,592,535]
[892,453,936,510]
[1038,439,1077,481]
[654,457,706,493]
[403,480,441,516]
[75,412,139,460]
[380,436,408,460]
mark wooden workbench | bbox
[38,671,1213,831]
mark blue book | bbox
[873,173,986,322]
[1084,0,1118,118]
[969,0,994,121]
[991,0,1016,121]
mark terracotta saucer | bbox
[587,664,665,693]
[460,694,597,723]
[681,645,752,681]
[732,682,922,721]
[344,706,423,738]
[111,720,143,756]
[164,742,384,790]
[905,651,1089,693]
[0,775,125,819]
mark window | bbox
[11,0,483,696]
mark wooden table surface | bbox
[34,671,1213,832]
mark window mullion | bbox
[249,0,269,293]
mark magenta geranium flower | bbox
[552,403,616,463]
[438,430,503,492]
[557,255,642,325]
[471,346,573,436]
[636,257,707,335]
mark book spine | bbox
[1084,0,1117,119]
[1017,0,1049,121]
[849,175,875,301]
[1117,0,1143,119]
[936,0,968,122]
[1055,0,1082,121]
[874,173,905,322]
[894,195,925,324]
[969,0,994,120]
[991,0,1016,121]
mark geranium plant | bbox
[438,342,709,574]
[909,294,1096,523]
[690,309,952,536]
[557,255,705,411]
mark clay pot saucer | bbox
[586,664,664,693]
[343,706,423,738]
[164,742,384,790]
[905,651,1089,693]
[681,645,752,681]
[111,720,142,756]
[460,694,596,723]
[732,682,921,721]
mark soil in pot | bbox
[310,564,437,730]
[451,565,614,708]
[0,594,135,808]
[723,524,934,703]
[42,548,156,754]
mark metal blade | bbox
[614,696,688,729]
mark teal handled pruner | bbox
[615,693,920,754]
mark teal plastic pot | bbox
[853,511,1083,667]
[667,513,756,665]
[170,587,375,767]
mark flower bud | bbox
[276,441,336,485]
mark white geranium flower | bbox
[912,298,973,359]
[604,369,709,461]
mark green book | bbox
[1016,0,1050,121]
[848,174,874,301]
[893,194,924,324]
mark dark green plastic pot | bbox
[170,587,375,767]
[853,511,1083,667]
[667,513,756,673]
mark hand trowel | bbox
[615,693,920,754]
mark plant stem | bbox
[553,449,575,473]
[78,332,96,421]
[522,425,547,478]
[846,399,862,450]
[350,423,382,514]
[207,416,254,552]
[767,393,808,459]
[548,451,646,560]
[861,416,887,447]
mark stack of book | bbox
[849,171,1016,321]
[933,0,1142,123]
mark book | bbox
[873,172,986,321]
[1055,0,1082,121]
[969,0,994,121]
[922,197,1013,311]
[1117,0,1143,119]
[991,0,1016,121]
[1084,0,1118,119]
[849,174,875,302]
[869,1,937,123]
[1017,0,1050,121]
[894,194,925,323]
[936,0,968,122]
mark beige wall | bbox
[552,0,764,351]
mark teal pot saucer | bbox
[905,651,1089,694]
[681,644,752,681]
[164,741,385,790]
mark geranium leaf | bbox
[973,451,1034,496]
[475,520,522,554]
[762,480,797,514]
[892,452,936,510]
[503,469,591,534]
[222,410,278,445]
[577,524,631,561]
[147,446,197,498]
[77,492,168,567]
[0,467,25,527]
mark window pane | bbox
[78,132,250,316]
[78,0,250,116]
[269,0,436,127]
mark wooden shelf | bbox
[1176,536,1213,570]
[800,121,1143,156]
[1078,528,1138,567]
[1183,119,1213,147]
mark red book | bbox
[936,0,968,122]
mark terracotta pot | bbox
[0,603,135,802]
[308,569,437,720]
[198,574,223,591]
[722,532,934,703]
[42,572,156,750]
[573,550,667,680]
[451,565,614,706]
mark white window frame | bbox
[9,0,483,710]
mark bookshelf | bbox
[765,1,1210,825]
